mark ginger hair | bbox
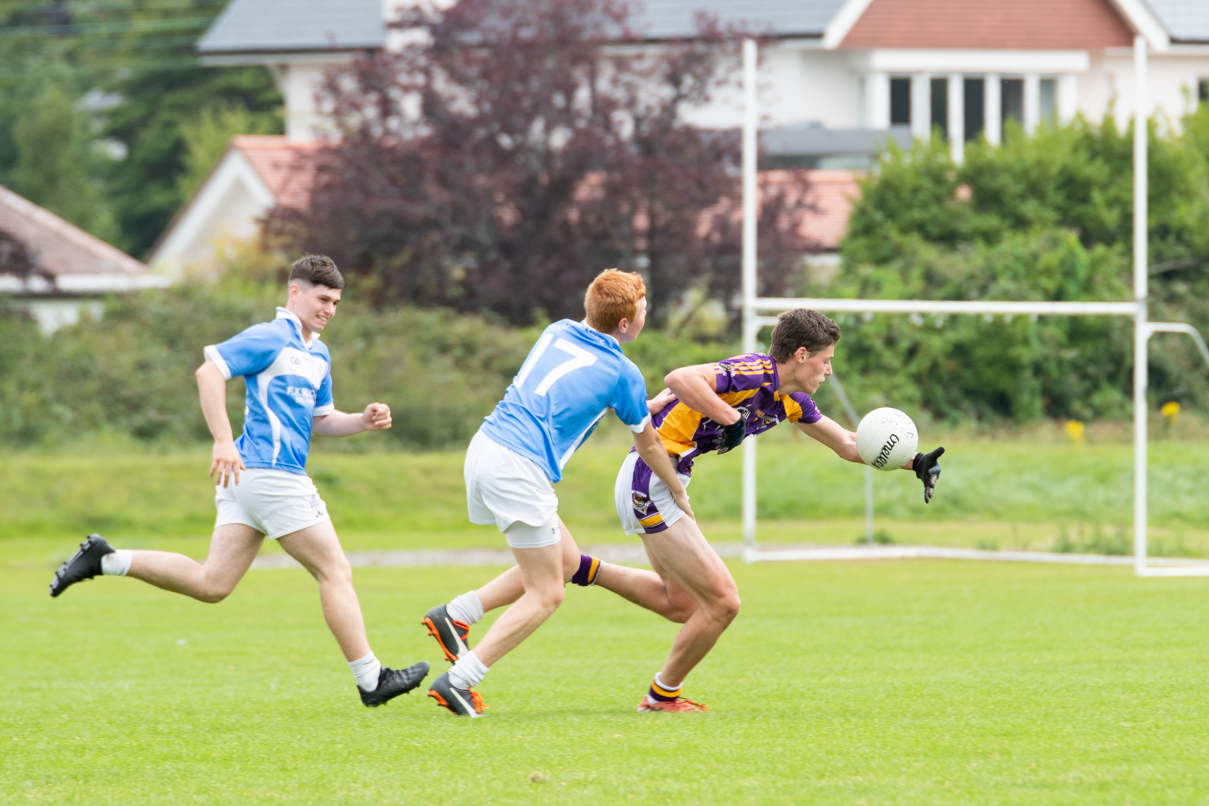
[584,269,645,333]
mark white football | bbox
[856,407,919,471]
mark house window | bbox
[1040,78,1057,124]
[931,77,948,139]
[964,78,984,141]
[890,77,911,126]
[1001,78,1024,137]
[1199,80,1209,104]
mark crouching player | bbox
[49,255,429,707]
[421,269,692,717]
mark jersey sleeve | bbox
[713,354,776,398]
[204,323,282,380]
[786,392,822,424]
[611,359,652,433]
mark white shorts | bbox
[615,451,693,536]
[214,468,331,540]
[465,430,561,548]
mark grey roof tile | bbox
[198,0,385,54]
[1147,0,1209,43]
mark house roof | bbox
[0,185,164,293]
[631,0,847,40]
[198,0,385,55]
[1148,0,1209,43]
[195,0,1209,52]
[229,135,325,210]
[198,0,847,55]
[841,0,1135,50]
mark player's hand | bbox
[673,489,695,521]
[362,402,392,431]
[912,446,945,503]
[715,408,748,454]
[210,439,246,488]
[648,388,677,416]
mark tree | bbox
[273,0,814,326]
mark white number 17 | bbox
[514,335,597,396]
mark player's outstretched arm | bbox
[312,403,392,437]
[795,415,862,463]
[909,447,945,504]
[632,423,695,521]
[196,360,245,487]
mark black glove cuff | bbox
[911,452,923,473]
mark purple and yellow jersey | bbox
[652,353,822,475]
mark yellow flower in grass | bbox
[1161,401,1181,425]
[1065,420,1085,443]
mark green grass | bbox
[6,424,1209,556]
[6,559,1209,804]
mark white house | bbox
[151,136,320,277]
[195,0,1209,153]
[158,0,1209,270]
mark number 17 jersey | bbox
[480,319,651,483]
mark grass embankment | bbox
[6,423,1209,564]
[5,560,1209,803]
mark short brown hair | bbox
[584,269,645,333]
[289,254,344,290]
[769,309,840,362]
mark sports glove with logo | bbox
[912,446,945,503]
[716,408,749,454]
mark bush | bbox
[823,112,1209,422]
[2,280,743,449]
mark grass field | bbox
[6,558,1209,804]
[7,424,1209,556]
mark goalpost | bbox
[739,37,1209,577]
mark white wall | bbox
[151,151,275,278]
[1083,51,1209,131]
[679,45,863,130]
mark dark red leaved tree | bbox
[272,0,816,326]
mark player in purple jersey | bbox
[601,308,944,710]
[48,256,429,707]
[431,309,944,713]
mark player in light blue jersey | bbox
[422,269,693,716]
[50,256,429,707]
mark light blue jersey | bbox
[481,319,651,483]
[204,308,334,475]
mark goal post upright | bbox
[1132,35,1150,578]
[741,38,759,554]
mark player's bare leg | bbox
[277,521,371,662]
[126,523,264,602]
[278,520,428,705]
[636,515,739,711]
[428,518,569,716]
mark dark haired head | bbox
[769,309,840,363]
[289,254,344,290]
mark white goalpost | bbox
[739,37,1209,576]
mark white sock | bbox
[100,550,132,576]
[449,651,489,690]
[349,651,382,692]
[447,591,485,625]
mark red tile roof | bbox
[0,184,147,277]
[842,0,1134,49]
[229,135,326,210]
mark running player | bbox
[422,268,693,717]
[49,255,430,707]
[425,308,944,712]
